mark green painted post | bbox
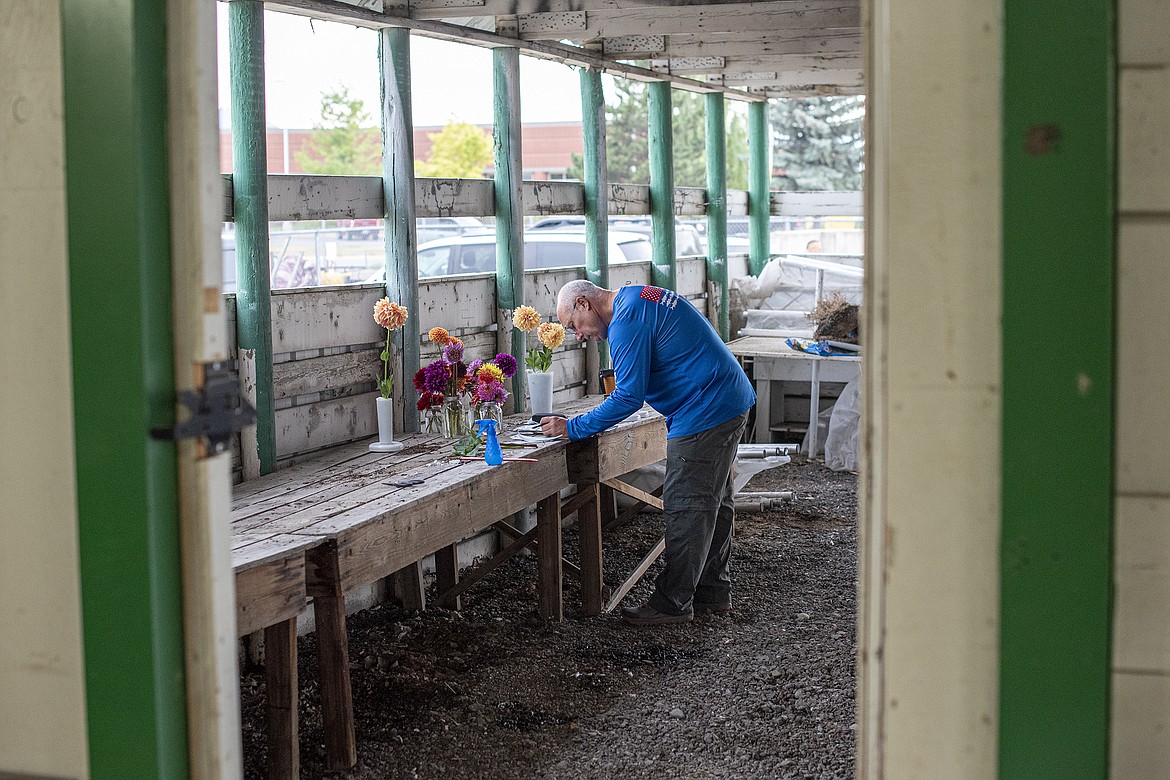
[999,1,1114,777]
[649,80,677,290]
[580,66,611,371]
[494,47,527,406]
[705,92,730,341]
[229,0,276,474]
[748,100,771,276]
[380,27,421,431]
[61,0,188,776]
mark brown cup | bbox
[600,369,616,396]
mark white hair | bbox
[557,279,606,310]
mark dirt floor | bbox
[240,456,858,779]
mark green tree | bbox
[415,121,493,178]
[294,87,382,175]
[567,80,749,189]
[725,110,749,191]
[671,90,707,188]
[770,96,864,190]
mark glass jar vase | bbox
[443,395,471,440]
[475,401,504,432]
[422,399,447,437]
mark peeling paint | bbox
[1077,372,1093,396]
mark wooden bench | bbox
[230,398,669,776]
[230,423,571,775]
[232,533,317,779]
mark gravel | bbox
[240,456,858,779]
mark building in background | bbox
[218,121,583,179]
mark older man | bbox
[540,280,755,625]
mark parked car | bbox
[337,218,382,241]
[338,216,489,243]
[529,215,705,258]
[363,229,652,282]
[416,216,488,245]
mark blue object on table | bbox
[475,419,503,465]
[786,337,851,357]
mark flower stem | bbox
[383,329,392,397]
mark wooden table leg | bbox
[435,543,461,610]
[537,494,564,621]
[755,378,771,443]
[809,359,821,458]
[599,483,618,526]
[393,561,426,612]
[264,618,299,780]
[306,545,357,771]
[578,483,603,616]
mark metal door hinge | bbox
[151,361,256,454]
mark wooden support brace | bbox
[560,487,598,520]
[602,478,665,510]
[264,618,299,780]
[494,520,582,576]
[537,494,564,621]
[435,543,460,610]
[603,483,665,532]
[438,525,539,604]
[306,544,357,770]
[603,536,667,614]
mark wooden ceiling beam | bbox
[752,84,864,96]
[650,52,862,74]
[262,0,865,93]
[708,66,863,86]
[515,1,860,42]
[408,0,795,21]
[604,28,860,58]
[263,0,768,99]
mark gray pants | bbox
[648,410,749,616]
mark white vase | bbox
[528,370,554,416]
[369,396,405,452]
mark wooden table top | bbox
[727,335,862,362]
[230,397,666,578]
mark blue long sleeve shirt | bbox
[565,285,756,440]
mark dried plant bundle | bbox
[807,291,860,343]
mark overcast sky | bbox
[216,6,588,129]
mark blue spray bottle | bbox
[475,419,503,466]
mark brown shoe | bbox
[620,603,693,626]
[694,601,733,615]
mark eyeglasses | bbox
[562,302,580,336]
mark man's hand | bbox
[540,416,568,438]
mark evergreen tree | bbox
[725,109,749,191]
[294,87,382,175]
[567,80,749,190]
[770,96,864,190]
[415,121,494,178]
[671,91,707,188]
[605,80,651,184]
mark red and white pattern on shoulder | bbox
[638,285,679,310]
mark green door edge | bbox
[61,0,189,776]
[1000,1,1116,777]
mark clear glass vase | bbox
[443,395,471,440]
[422,400,447,437]
[475,401,504,432]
